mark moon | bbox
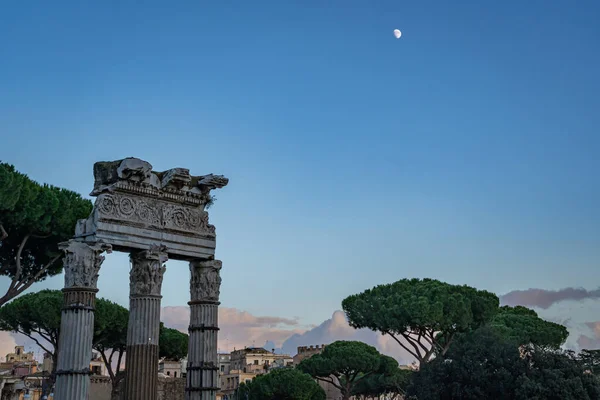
[393,29,402,39]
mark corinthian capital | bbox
[60,240,112,289]
[189,260,222,302]
[129,245,168,296]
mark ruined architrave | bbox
[54,158,228,400]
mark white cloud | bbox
[280,310,416,364]
[0,331,17,361]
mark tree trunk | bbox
[41,350,59,397]
[341,386,351,400]
[110,384,121,400]
[111,372,125,400]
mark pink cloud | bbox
[577,335,600,350]
[161,306,305,352]
[161,307,417,364]
[577,321,600,350]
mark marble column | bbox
[186,260,222,400]
[54,240,112,400]
[124,246,167,400]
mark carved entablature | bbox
[75,158,228,261]
[89,158,228,205]
[130,246,168,297]
[189,260,222,302]
[60,240,112,289]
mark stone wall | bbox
[89,376,185,400]
[157,377,185,400]
[90,377,112,400]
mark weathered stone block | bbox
[75,158,228,261]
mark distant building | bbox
[90,352,108,376]
[0,346,38,377]
[218,353,231,375]
[219,369,256,398]
[293,344,327,365]
[41,352,53,373]
[5,346,34,363]
[179,357,188,378]
[38,351,108,377]
[216,347,293,398]
[230,347,293,374]
[159,360,182,378]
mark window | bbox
[167,371,170,376]
[174,371,177,378]
[221,365,225,372]
[253,360,258,365]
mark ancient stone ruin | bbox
[54,158,228,400]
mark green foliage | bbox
[409,326,526,399]
[0,162,93,306]
[352,360,412,398]
[159,323,189,361]
[408,326,600,400]
[94,298,129,351]
[342,278,499,364]
[237,381,252,400]
[516,348,600,400]
[489,306,569,348]
[241,368,325,400]
[298,341,394,400]
[94,298,129,389]
[0,289,131,388]
[0,289,62,356]
[581,349,600,375]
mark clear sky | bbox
[1,0,599,326]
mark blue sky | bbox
[1,0,599,326]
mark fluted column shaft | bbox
[186,260,222,400]
[54,240,112,400]
[124,246,167,400]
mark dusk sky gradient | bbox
[1,1,599,329]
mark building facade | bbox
[292,344,327,365]
[5,347,34,364]
[159,360,182,378]
[0,347,39,377]
[219,370,256,398]
[216,348,293,399]
[90,353,108,376]
[218,353,231,375]
[230,347,293,374]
